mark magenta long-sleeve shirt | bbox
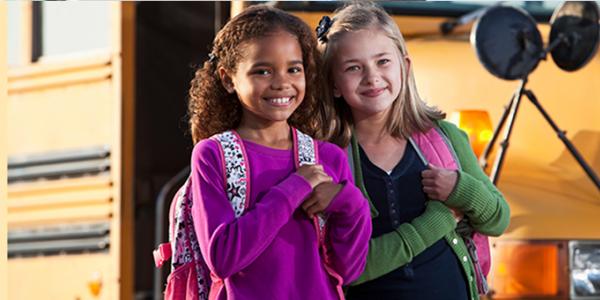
[190,137,372,300]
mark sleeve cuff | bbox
[325,180,364,215]
[274,173,313,209]
[446,170,489,213]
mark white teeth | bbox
[269,97,291,104]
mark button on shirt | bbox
[346,143,469,300]
[359,143,427,237]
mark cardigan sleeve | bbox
[190,139,313,279]
[440,121,511,237]
[350,201,457,285]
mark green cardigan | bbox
[348,120,511,300]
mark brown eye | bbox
[345,65,360,72]
[254,69,270,75]
[289,66,303,74]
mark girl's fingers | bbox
[302,198,324,218]
[306,202,325,218]
[423,186,436,195]
[421,170,437,178]
[316,173,333,185]
[301,196,318,211]
[421,179,436,186]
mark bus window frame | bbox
[265,1,555,22]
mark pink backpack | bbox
[153,128,343,300]
[411,126,491,295]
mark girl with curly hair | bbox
[187,5,371,299]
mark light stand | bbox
[472,2,600,191]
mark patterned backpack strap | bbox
[292,128,328,231]
[170,177,193,270]
[168,177,210,299]
[212,130,251,217]
[167,130,250,300]
[293,128,318,166]
[291,128,326,231]
[292,128,344,298]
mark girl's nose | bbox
[271,72,291,90]
[362,67,381,86]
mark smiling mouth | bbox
[361,88,386,97]
[266,96,294,106]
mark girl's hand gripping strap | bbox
[292,128,344,299]
[291,128,323,230]
[410,126,489,295]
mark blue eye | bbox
[378,58,391,65]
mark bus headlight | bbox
[570,241,600,298]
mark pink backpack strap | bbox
[411,125,490,295]
[409,127,459,171]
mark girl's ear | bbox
[218,67,235,94]
[333,84,342,98]
[404,55,412,74]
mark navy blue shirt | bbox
[346,143,468,300]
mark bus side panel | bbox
[7,58,121,299]
[8,253,114,300]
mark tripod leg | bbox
[480,94,515,169]
[524,90,600,191]
[490,79,528,185]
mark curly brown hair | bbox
[188,5,325,144]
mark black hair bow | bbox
[316,16,333,43]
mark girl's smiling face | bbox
[221,29,306,127]
[331,29,407,121]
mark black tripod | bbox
[480,76,600,191]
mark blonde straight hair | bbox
[318,2,445,147]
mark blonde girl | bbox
[317,2,510,299]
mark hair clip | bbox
[208,52,217,63]
[316,16,333,43]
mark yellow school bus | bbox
[4,2,136,299]
[2,1,599,300]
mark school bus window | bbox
[382,1,558,17]
[7,1,26,67]
[272,1,557,20]
[36,1,110,61]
